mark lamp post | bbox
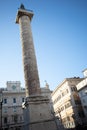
[0,91,3,130]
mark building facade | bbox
[0,81,25,130]
[51,77,84,129]
[76,69,87,125]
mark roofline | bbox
[51,77,84,96]
[82,68,87,72]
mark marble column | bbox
[16,4,41,97]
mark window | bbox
[4,117,7,124]
[22,98,25,102]
[4,99,7,104]
[67,116,70,121]
[83,99,85,103]
[13,98,16,103]
[80,91,83,96]
[84,105,87,109]
[62,117,67,123]
[13,107,16,112]
[60,106,64,111]
[53,94,62,104]
[71,86,77,92]
[53,99,57,104]
[4,107,7,113]
[20,116,22,121]
[66,89,69,93]
[57,95,61,101]
[62,92,64,96]
[14,115,18,123]
[62,89,69,97]
[65,102,71,109]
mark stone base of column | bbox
[22,95,60,130]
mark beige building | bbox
[51,77,84,129]
[76,69,87,125]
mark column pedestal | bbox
[22,95,59,130]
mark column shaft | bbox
[19,15,40,96]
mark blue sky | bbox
[0,0,87,90]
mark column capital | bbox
[15,5,34,24]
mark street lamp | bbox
[0,91,3,130]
